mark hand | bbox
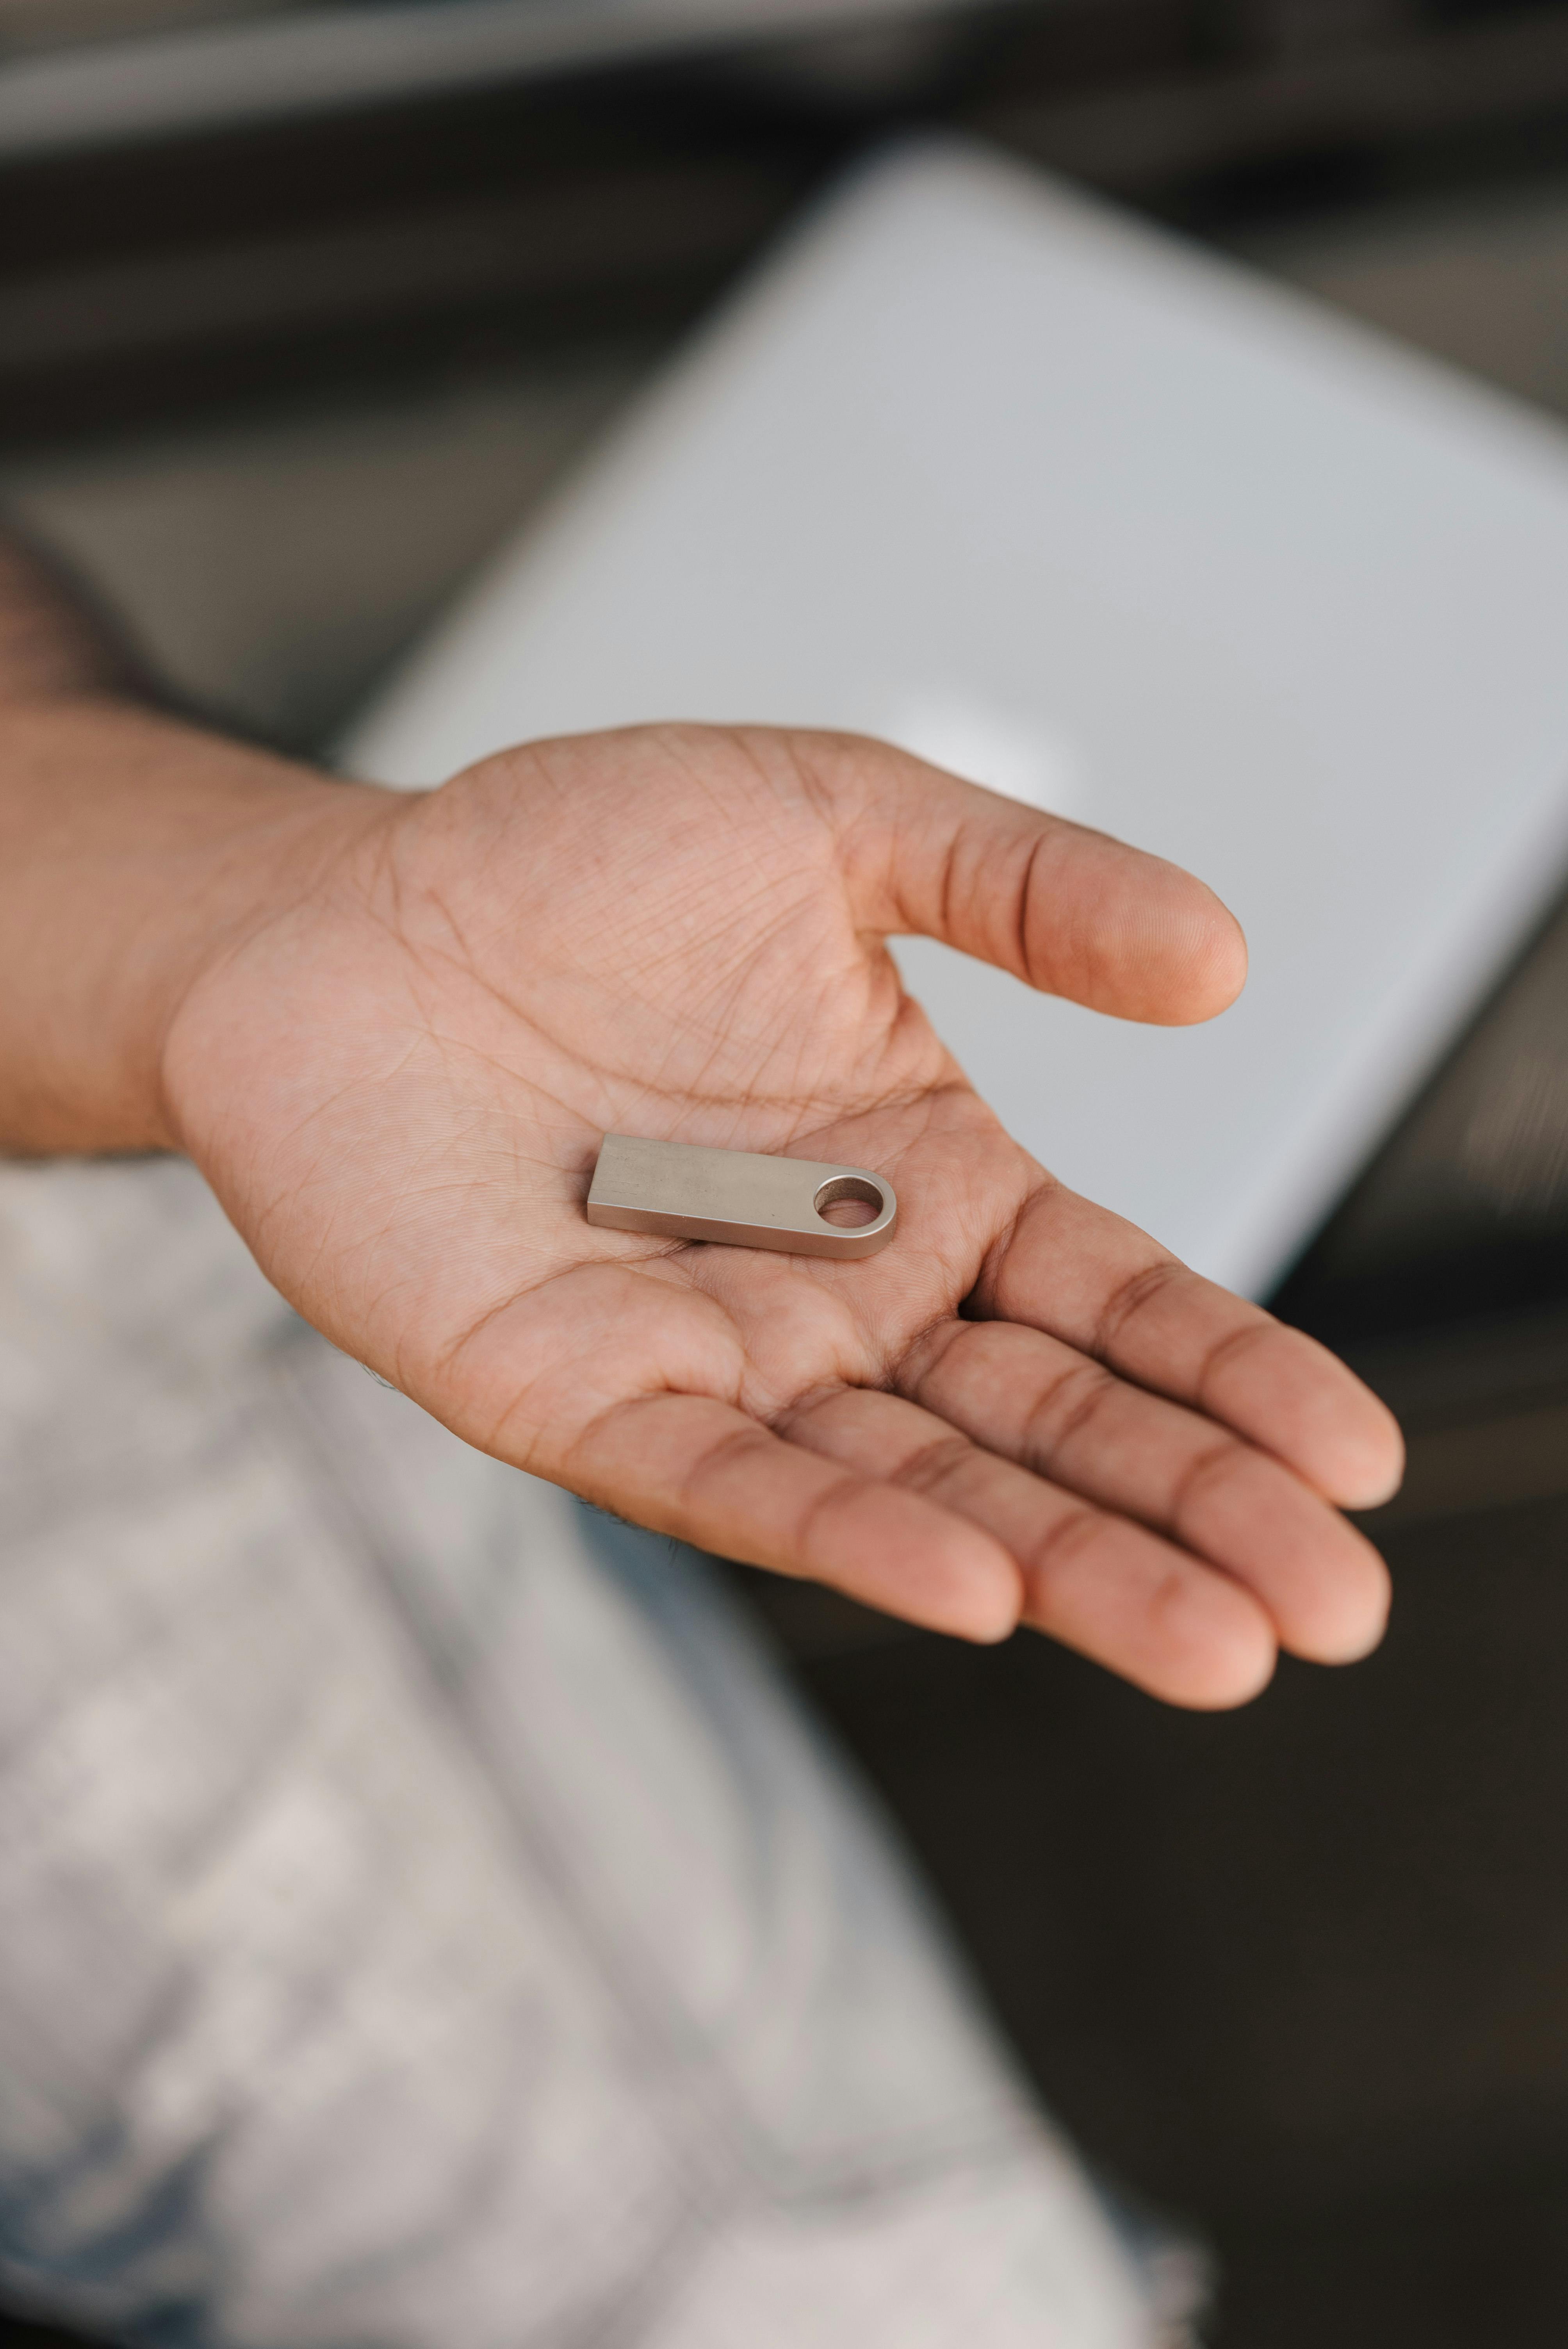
[163,724,1402,1707]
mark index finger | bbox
[975,1179,1404,1511]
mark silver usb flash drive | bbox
[584,1134,897,1260]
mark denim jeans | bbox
[0,1157,1190,2347]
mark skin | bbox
[0,529,1403,1707]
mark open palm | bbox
[166,723,1401,1707]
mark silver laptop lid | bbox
[344,138,1568,1297]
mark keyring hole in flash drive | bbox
[813,1174,887,1230]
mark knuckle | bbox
[1023,1357,1119,1463]
[1023,1501,1107,1590]
[1194,1316,1275,1411]
[1167,1436,1246,1536]
[890,1431,976,1499]
[1091,1255,1185,1358]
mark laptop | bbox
[342,137,1568,1298]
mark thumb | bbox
[813,731,1247,1027]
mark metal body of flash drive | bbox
[584,1134,897,1260]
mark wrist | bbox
[0,693,397,1156]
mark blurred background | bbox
[5,1,1568,2342]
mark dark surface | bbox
[733,1435,1568,2343]
[1208,2144,1568,2349]
[1274,879,1568,1351]
[783,1489,1568,2207]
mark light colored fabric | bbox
[0,1155,1186,2347]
